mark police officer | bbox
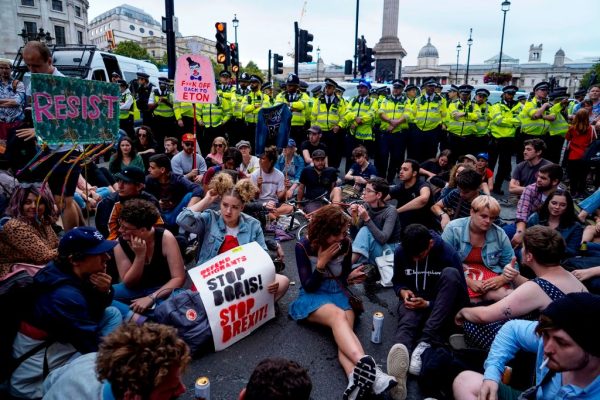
[409,78,447,162]
[275,73,309,146]
[261,82,275,106]
[488,85,521,194]
[135,72,155,127]
[473,88,491,155]
[378,79,412,182]
[230,72,251,146]
[446,84,479,160]
[440,84,459,152]
[217,70,236,144]
[197,80,232,156]
[151,77,175,145]
[311,78,346,169]
[118,79,134,138]
[546,87,570,164]
[343,79,375,171]
[519,81,555,142]
[242,74,270,150]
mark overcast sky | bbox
[88,0,600,69]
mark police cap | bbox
[502,85,519,94]
[287,73,300,86]
[458,84,474,93]
[324,78,338,88]
[392,79,406,88]
[475,88,490,97]
[533,81,550,92]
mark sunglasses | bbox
[183,141,195,146]
[214,143,224,148]
[138,134,147,137]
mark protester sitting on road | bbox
[453,292,600,400]
[205,136,228,168]
[145,153,202,229]
[112,199,185,322]
[474,153,493,195]
[163,136,179,159]
[419,149,452,181]
[240,357,313,400]
[527,190,583,258]
[301,125,328,166]
[431,168,482,230]
[133,125,158,170]
[296,149,342,213]
[0,183,58,279]
[566,108,596,197]
[237,140,260,176]
[289,205,397,399]
[177,177,288,301]
[350,177,401,267]
[344,146,378,192]
[509,138,551,196]
[439,162,470,199]
[42,323,190,400]
[455,226,587,350]
[170,133,207,184]
[442,195,516,302]
[108,136,145,179]
[202,146,246,192]
[250,145,285,208]
[274,139,305,200]
[10,227,122,399]
[386,223,468,399]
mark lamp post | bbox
[232,14,239,88]
[316,46,321,81]
[18,27,54,44]
[455,42,461,84]
[465,28,473,84]
[232,14,239,44]
[497,0,511,83]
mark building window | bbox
[139,27,145,33]
[54,25,66,46]
[24,21,37,40]
[77,30,83,45]
[129,24,135,31]
[149,30,154,36]
[152,50,155,57]
[21,0,35,6]
[531,79,535,85]
[75,5,81,17]
[51,0,63,12]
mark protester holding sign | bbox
[289,205,397,399]
[177,177,289,302]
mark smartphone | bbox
[361,264,376,279]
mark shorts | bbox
[46,150,81,198]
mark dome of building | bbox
[418,38,439,58]
[555,48,565,56]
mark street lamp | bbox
[497,0,511,83]
[232,14,239,88]
[232,14,239,44]
[465,28,473,84]
[18,27,54,44]
[316,46,321,81]
[455,42,461,84]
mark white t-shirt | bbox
[239,155,260,175]
[250,168,285,203]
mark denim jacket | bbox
[441,216,515,274]
[176,208,267,263]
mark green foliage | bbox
[241,61,264,81]
[484,71,513,85]
[581,62,600,89]
[113,41,151,60]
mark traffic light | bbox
[359,45,375,76]
[298,29,313,63]
[215,22,229,67]
[273,53,283,75]
[230,43,239,73]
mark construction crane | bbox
[287,0,308,58]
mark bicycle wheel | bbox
[296,223,309,241]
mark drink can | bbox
[371,312,384,344]
[195,376,210,400]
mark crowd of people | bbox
[0,40,600,399]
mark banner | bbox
[174,54,217,103]
[188,242,275,351]
[30,74,120,145]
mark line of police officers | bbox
[116,70,579,192]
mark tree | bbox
[241,61,265,81]
[113,41,151,60]
[581,62,600,90]
[484,71,513,85]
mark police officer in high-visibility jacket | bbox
[343,80,375,171]
[151,77,175,145]
[197,86,232,156]
[275,73,309,145]
[173,100,195,137]
[118,80,135,138]
[546,87,571,164]
[446,84,479,161]
[242,74,270,150]
[217,70,236,140]
[311,78,346,169]
[230,72,251,146]
[488,85,521,194]
[409,78,447,162]
[519,81,555,141]
[378,79,412,182]
[473,88,492,155]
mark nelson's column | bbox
[373,0,407,81]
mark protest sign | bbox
[30,74,119,145]
[174,54,217,103]
[188,242,275,351]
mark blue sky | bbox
[88,0,599,69]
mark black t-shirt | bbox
[300,141,328,158]
[389,179,438,229]
[299,166,338,200]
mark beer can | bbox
[195,376,210,400]
[371,312,384,344]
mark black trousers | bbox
[488,137,515,191]
[546,135,565,164]
[198,125,225,156]
[152,115,176,145]
[177,116,196,138]
[393,268,468,352]
[119,117,134,139]
[408,126,441,163]
[321,129,345,170]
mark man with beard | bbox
[453,291,600,400]
[170,133,207,183]
[297,149,342,213]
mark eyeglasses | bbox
[214,143,224,148]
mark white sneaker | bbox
[408,342,431,376]
[372,366,397,395]
[343,355,376,400]
[387,343,409,400]
[344,374,359,400]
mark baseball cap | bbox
[459,154,477,163]
[307,125,322,135]
[312,149,326,159]
[287,139,296,147]
[58,227,117,256]
[476,153,489,161]
[114,166,145,184]
[182,133,195,143]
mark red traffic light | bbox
[215,22,226,32]
[230,43,236,51]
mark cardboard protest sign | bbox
[188,242,275,351]
[30,74,120,145]
[174,54,217,103]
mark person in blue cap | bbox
[343,80,376,172]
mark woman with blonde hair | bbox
[205,136,228,168]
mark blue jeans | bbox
[162,192,193,227]
[351,226,398,266]
[580,188,600,214]
[111,283,161,318]
[99,306,123,336]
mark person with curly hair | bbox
[177,177,289,301]
[0,183,59,279]
[112,199,185,320]
[289,205,397,399]
[240,357,312,400]
[134,125,158,170]
[42,323,190,399]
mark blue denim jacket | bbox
[441,216,515,274]
[176,208,267,264]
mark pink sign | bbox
[174,54,217,103]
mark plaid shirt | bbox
[516,183,546,222]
